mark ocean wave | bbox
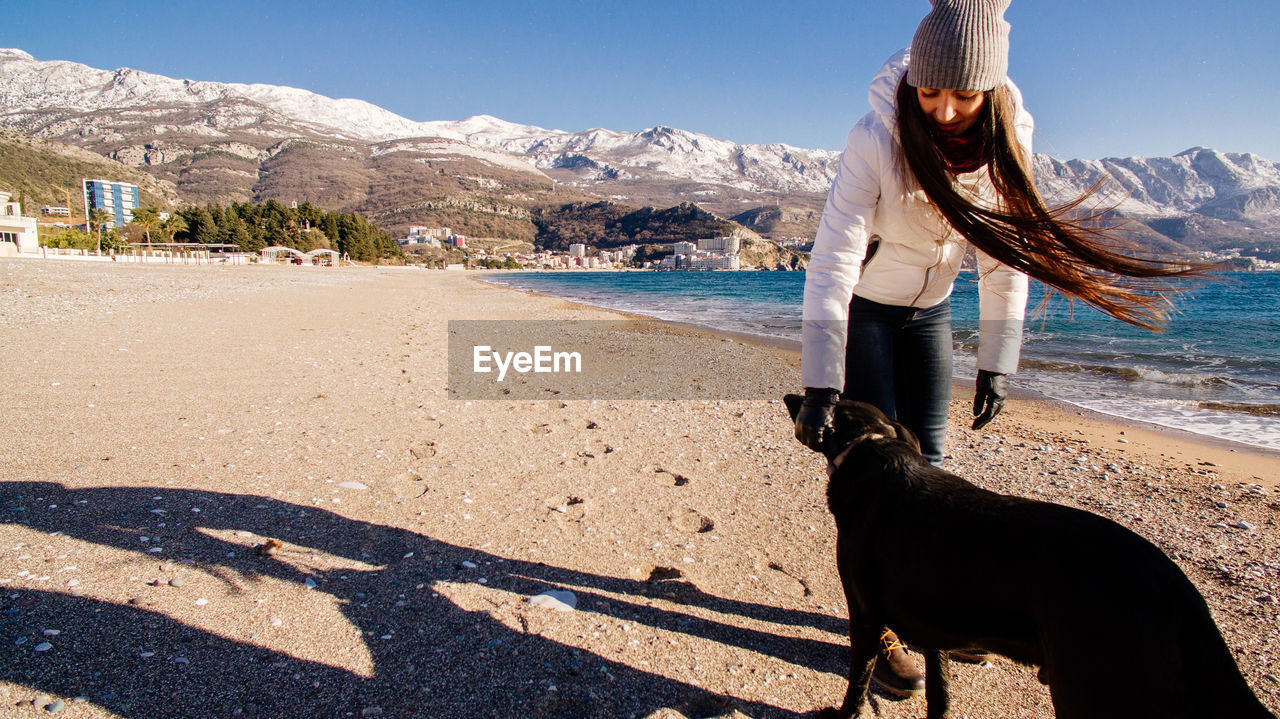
[1070,398,1280,451]
[1015,358,1233,387]
[1195,401,1280,418]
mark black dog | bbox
[783,394,1275,719]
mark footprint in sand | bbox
[547,496,586,522]
[388,470,429,499]
[634,565,701,603]
[650,466,691,487]
[669,508,714,533]
[760,561,811,598]
[408,440,437,460]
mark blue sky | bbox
[6,1,1279,161]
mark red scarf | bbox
[935,129,987,174]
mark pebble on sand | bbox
[527,590,577,612]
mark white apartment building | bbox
[689,254,741,270]
[0,190,39,256]
[568,243,586,257]
[697,236,740,254]
[672,241,697,256]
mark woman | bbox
[794,0,1202,698]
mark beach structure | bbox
[81,179,140,229]
[0,190,39,256]
[260,246,341,266]
[118,242,246,264]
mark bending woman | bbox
[794,0,1202,698]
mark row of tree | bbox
[43,200,402,262]
[169,201,401,262]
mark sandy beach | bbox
[2,259,1277,718]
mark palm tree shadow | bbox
[2,481,849,718]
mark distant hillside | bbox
[731,204,824,238]
[531,201,745,251]
[0,128,177,215]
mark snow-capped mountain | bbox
[0,48,839,198]
[2,47,1279,250]
[1033,149,1280,219]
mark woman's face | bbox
[915,87,985,136]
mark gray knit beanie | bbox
[906,0,1011,92]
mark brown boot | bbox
[871,628,925,698]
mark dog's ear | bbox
[885,418,922,452]
[783,393,804,422]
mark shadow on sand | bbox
[2,481,857,718]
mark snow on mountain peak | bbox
[2,47,1277,215]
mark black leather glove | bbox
[795,387,839,451]
[972,370,1007,430]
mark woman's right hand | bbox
[794,387,840,451]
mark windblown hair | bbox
[895,78,1209,329]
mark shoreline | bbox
[469,274,1280,476]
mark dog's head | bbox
[783,393,921,469]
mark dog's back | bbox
[828,434,1274,718]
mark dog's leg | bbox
[826,618,880,719]
[924,650,952,719]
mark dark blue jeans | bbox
[842,295,952,465]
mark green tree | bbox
[161,214,188,244]
[130,207,161,245]
[89,208,111,255]
[41,228,93,250]
[226,213,259,251]
[184,207,218,244]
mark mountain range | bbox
[2,47,1279,256]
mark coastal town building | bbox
[688,254,741,270]
[569,243,586,257]
[0,190,39,256]
[653,237,740,270]
[400,226,465,249]
[81,179,140,229]
[599,245,638,265]
[41,205,71,216]
[697,236,739,253]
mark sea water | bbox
[482,270,1280,452]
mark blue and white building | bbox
[82,179,140,229]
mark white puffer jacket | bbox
[801,49,1031,391]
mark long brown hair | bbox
[895,78,1209,329]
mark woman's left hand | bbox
[972,370,1007,430]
